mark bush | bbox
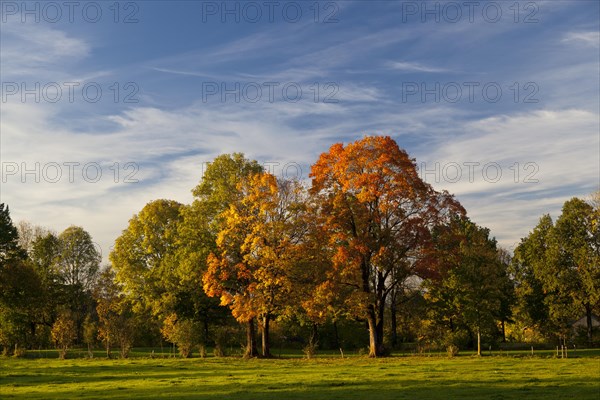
[161,314,199,358]
[446,344,459,357]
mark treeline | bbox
[1,136,598,359]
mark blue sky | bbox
[1,0,599,261]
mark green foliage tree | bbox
[0,204,27,263]
[547,198,599,344]
[424,216,513,356]
[512,197,599,344]
[110,199,184,320]
[160,313,200,358]
[0,204,43,353]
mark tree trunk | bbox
[332,321,340,349]
[477,328,481,356]
[585,303,593,346]
[310,323,319,346]
[390,299,398,348]
[245,318,258,358]
[367,306,385,357]
[261,314,272,358]
[501,320,506,343]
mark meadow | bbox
[1,349,599,399]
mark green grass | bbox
[1,351,599,399]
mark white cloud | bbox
[386,61,447,73]
[562,31,600,47]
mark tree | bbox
[0,204,41,353]
[180,153,263,354]
[56,226,100,291]
[53,226,100,341]
[16,221,49,256]
[203,173,307,357]
[0,204,27,263]
[512,202,598,344]
[161,313,200,358]
[424,216,513,356]
[94,267,136,358]
[110,199,184,320]
[309,136,464,357]
[51,312,77,359]
[548,198,599,344]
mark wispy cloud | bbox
[562,31,600,47]
[386,61,448,73]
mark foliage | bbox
[160,313,200,358]
[204,172,308,357]
[511,197,599,344]
[51,312,77,359]
[94,268,136,358]
[424,216,513,355]
[309,136,464,356]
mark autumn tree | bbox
[204,173,307,357]
[309,136,463,357]
[94,267,136,358]
[51,311,77,359]
[180,154,263,351]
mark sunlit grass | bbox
[1,350,599,399]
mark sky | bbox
[1,0,599,263]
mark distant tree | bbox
[0,204,27,263]
[16,221,49,256]
[424,216,513,356]
[309,136,464,357]
[51,312,77,359]
[547,198,599,344]
[83,315,97,358]
[94,267,136,359]
[512,198,600,345]
[56,226,100,291]
[160,313,200,358]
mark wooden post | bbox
[531,346,534,356]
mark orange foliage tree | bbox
[310,136,464,357]
[203,172,308,357]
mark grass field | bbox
[1,350,599,399]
